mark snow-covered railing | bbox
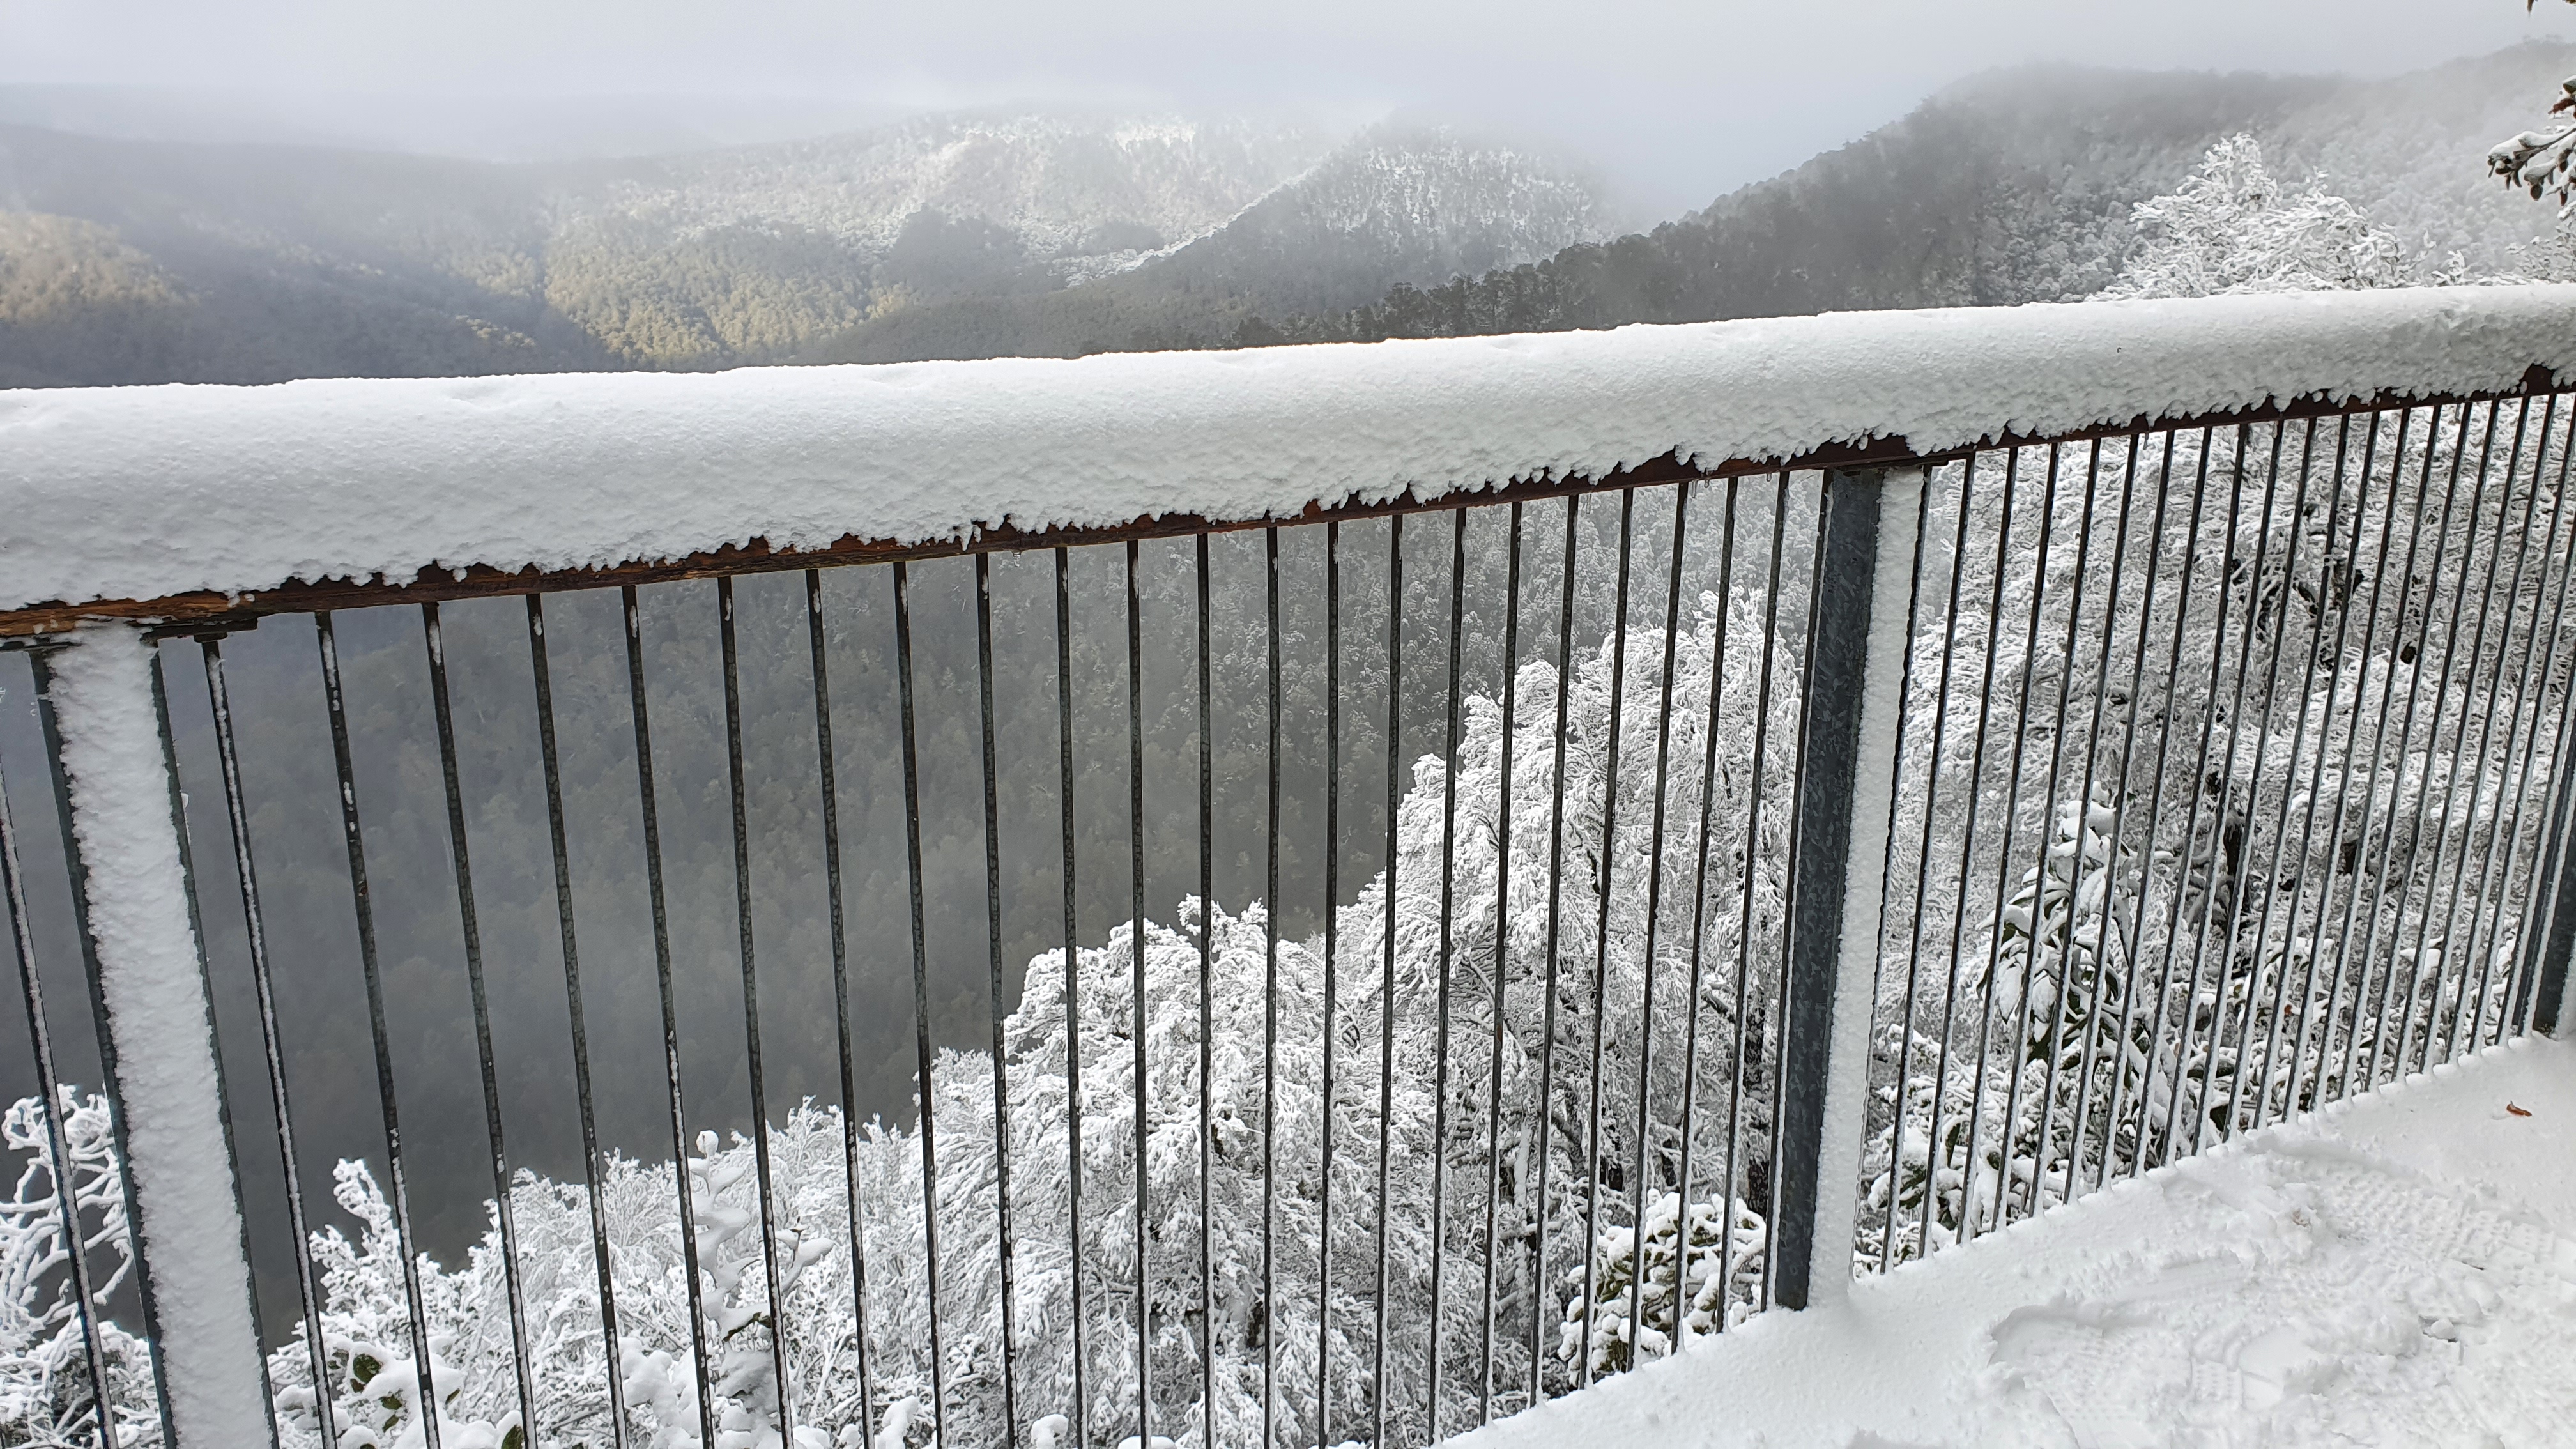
[1,286,2575,1449]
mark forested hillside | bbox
[1281,46,2576,343]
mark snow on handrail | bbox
[3,284,2573,625]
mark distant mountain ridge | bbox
[0,110,1606,385]
[6,47,2573,388]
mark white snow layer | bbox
[1805,468,1924,1314]
[45,629,268,1444]
[4,285,2576,615]
[1450,1036,2576,1449]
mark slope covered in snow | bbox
[553,111,1338,282]
[1452,1034,2576,1449]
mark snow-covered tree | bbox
[6,569,1816,1448]
[2096,135,2407,300]
[0,1089,158,1449]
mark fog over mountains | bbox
[0,111,1609,385]
[1,42,2571,387]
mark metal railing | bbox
[4,365,2576,1449]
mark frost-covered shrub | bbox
[1556,1193,1764,1376]
[1861,795,2139,1254]
[0,1089,157,1449]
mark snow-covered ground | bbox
[1452,1034,2576,1449]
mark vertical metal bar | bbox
[1722,481,1790,1308]
[1956,441,2057,1234]
[1257,523,1277,1433]
[2352,406,2453,1064]
[974,557,1023,1448]
[2436,399,2551,1057]
[1425,507,1467,1434]
[715,579,799,1439]
[2174,423,2287,1154]
[2018,440,2107,1210]
[2315,410,2416,1098]
[2358,407,2481,1083]
[1972,441,2067,1230]
[1318,521,1341,1449]
[2264,416,2382,1123]
[1772,468,1886,1309]
[804,571,879,1436]
[418,602,542,1440]
[1625,483,1690,1353]
[1476,502,1522,1417]
[1577,490,1637,1377]
[1371,512,1403,1446]
[2203,420,2316,1141]
[2053,434,2149,1201]
[2400,401,2520,1069]
[1931,447,2021,1232]
[1904,453,1989,1253]
[2384,406,2502,1080]
[1678,482,1740,1300]
[1123,539,1151,1448]
[1051,549,1090,1449]
[146,644,277,1447]
[619,587,717,1448]
[2523,684,2576,1036]
[201,634,334,1447]
[2212,417,2324,1135]
[889,564,951,1436]
[2251,418,2370,1124]
[2461,401,2576,1039]
[2120,427,2237,1175]
[310,613,441,1449]
[2146,429,2258,1163]
[2340,409,2451,1094]
[1199,534,1217,1449]
[522,597,631,1446]
[2508,404,2576,1038]
[0,717,118,1446]
[1526,498,1579,1392]
[2094,432,2193,1184]
[1262,525,1282,1446]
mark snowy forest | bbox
[5,104,2576,1449]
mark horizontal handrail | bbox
[4,286,2574,638]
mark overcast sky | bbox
[9,0,2576,213]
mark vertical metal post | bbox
[36,625,268,1444]
[1771,468,1922,1310]
[2520,688,2576,1036]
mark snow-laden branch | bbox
[2488,74,2576,210]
